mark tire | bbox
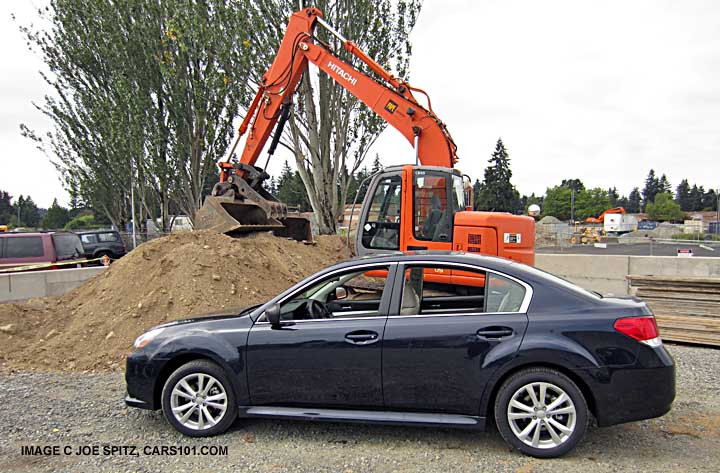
[494,368,589,458]
[161,360,238,437]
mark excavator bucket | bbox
[195,196,313,241]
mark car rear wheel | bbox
[494,368,588,458]
[161,360,237,437]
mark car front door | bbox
[246,263,396,408]
[382,263,530,414]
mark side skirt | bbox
[238,406,486,430]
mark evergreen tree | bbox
[617,195,629,209]
[675,179,691,210]
[371,154,383,174]
[42,199,70,229]
[472,179,482,210]
[476,138,520,212]
[658,174,672,194]
[560,179,585,193]
[689,185,704,211]
[627,187,642,213]
[608,187,619,207]
[702,189,718,211]
[541,186,572,220]
[0,190,13,224]
[642,169,660,211]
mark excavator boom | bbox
[196,7,458,238]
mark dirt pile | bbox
[0,231,347,372]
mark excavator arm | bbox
[196,7,458,238]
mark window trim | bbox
[391,261,533,318]
[255,262,399,325]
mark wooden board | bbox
[627,275,720,347]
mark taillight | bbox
[614,316,662,347]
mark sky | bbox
[1,0,720,208]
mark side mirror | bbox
[265,303,282,328]
[335,287,348,300]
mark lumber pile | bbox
[627,275,720,347]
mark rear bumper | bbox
[585,346,675,427]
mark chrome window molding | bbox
[394,260,534,316]
[256,262,398,324]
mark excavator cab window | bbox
[413,171,452,242]
[362,175,402,250]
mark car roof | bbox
[339,251,520,273]
[76,229,118,234]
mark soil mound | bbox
[0,231,347,372]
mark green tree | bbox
[475,138,520,212]
[647,193,685,222]
[689,184,704,211]
[541,186,572,220]
[42,199,70,229]
[13,195,41,227]
[574,188,611,220]
[21,0,257,229]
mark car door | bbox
[382,262,531,414]
[246,263,397,409]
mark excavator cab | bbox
[355,165,535,266]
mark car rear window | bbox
[98,232,120,242]
[52,234,84,260]
[5,236,44,258]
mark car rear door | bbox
[381,262,531,415]
[246,263,397,409]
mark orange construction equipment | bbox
[585,207,626,224]
[196,6,535,265]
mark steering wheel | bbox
[306,299,331,319]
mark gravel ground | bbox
[1,344,718,473]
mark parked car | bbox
[0,232,84,271]
[125,252,675,458]
[76,230,126,262]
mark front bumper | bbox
[125,394,153,409]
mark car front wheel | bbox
[161,360,237,437]
[494,368,589,458]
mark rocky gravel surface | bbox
[1,343,718,472]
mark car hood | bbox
[155,304,261,329]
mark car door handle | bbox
[476,327,514,339]
[345,331,379,344]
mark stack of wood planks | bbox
[627,275,720,347]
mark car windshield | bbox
[515,264,602,299]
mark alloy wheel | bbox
[170,373,228,430]
[506,381,577,449]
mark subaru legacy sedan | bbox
[125,252,675,458]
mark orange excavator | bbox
[196,6,535,266]
[585,207,626,223]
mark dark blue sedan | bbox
[125,252,675,458]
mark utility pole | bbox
[571,189,575,222]
[130,157,137,250]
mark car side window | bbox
[400,265,486,315]
[98,232,119,242]
[271,265,391,321]
[81,234,98,244]
[485,273,527,313]
[399,265,527,315]
[5,237,44,258]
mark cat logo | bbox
[384,100,398,114]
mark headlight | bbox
[133,327,166,350]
